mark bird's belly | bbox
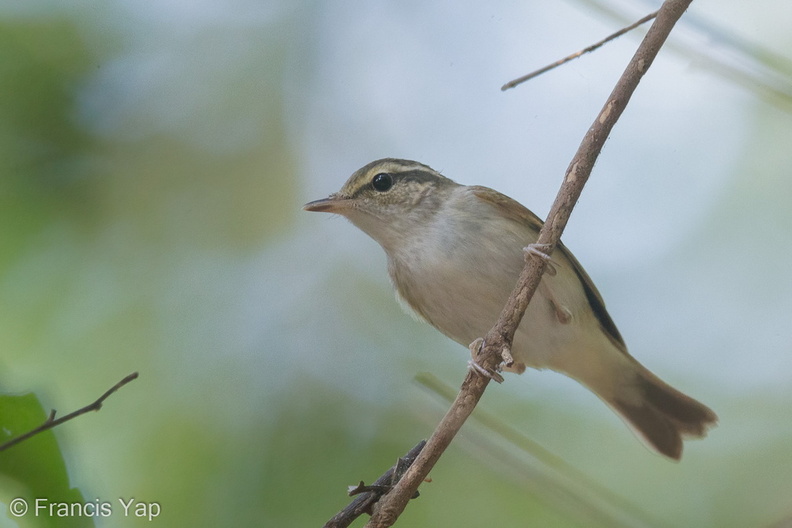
[391,248,594,370]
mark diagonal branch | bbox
[0,372,139,452]
[364,1,694,526]
[501,10,658,91]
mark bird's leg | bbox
[467,338,507,383]
[538,282,573,324]
[523,243,557,275]
[523,242,552,261]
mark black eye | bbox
[371,173,393,192]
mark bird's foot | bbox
[523,243,556,275]
[467,338,512,383]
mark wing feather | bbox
[469,186,626,351]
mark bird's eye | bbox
[371,173,393,192]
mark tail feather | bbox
[610,369,717,460]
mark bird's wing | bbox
[469,185,627,351]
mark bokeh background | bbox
[2,0,792,526]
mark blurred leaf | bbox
[0,393,93,528]
[0,16,99,276]
[0,17,93,183]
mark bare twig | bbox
[0,372,140,452]
[578,0,792,109]
[365,2,693,526]
[501,10,658,91]
[324,440,426,528]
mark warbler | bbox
[305,158,717,460]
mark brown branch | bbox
[0,372,139,452]
[365,1,693,526]
[415,373,670,528]
[324,440,426,528]
[501,10,658,91]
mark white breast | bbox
[386,193,597,371]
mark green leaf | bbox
[0,393,94,528]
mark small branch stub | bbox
[324,440,426,528]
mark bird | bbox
[304,158,717,460]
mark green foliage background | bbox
[1,2,791,527]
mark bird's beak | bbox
[303,194,351,214]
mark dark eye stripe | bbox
[346,164,455,200]
[396,169,442,185]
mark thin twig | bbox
[0,372,140,452]
[501,10,658,91]
[365,2,693,526]
[324,440,426,528]
[578,0,792,109]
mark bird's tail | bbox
[605,364,718,460]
